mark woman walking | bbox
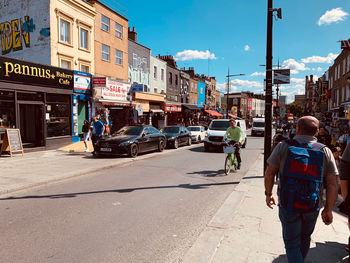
[82,120,91,152]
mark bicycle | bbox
[223,141,240,175]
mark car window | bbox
[253,122,265,127]
[163,126,180,133]
[144,127,152,135]
[201,127,204,132]
[115,126,143,136]
[209,121,230,131]
[188,127,200,131]
[149,127,160,134]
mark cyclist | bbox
[223,119,244,169]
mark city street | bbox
[0,135,264,263]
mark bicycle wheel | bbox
[232,153,237,171]
[224,154,232,175]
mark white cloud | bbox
[282,59,309,74]
[318,8,348,26]
[244,45,250,51]
[301,53,338,63]
[250,72,266,77]
[290,78,304,85]
[174,50,216,61]
[216,79,263,93]
[280,85,305,104]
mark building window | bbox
[115,49,123,65]
[175,75,178,85]
[101,15,110,32]
[46,94,71,137]
[60,19,70,44]
[80,28,88,50]
[154,66,157,79]
[161,69,164,81]
[343,60,346,75]
[81,64,89,73]
[102,44,110,61]
[142,58,147,68]
[61,60,71,69]
[115,22,123,38]
[133,54,138,68]
[169,72,173,84]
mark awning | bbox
[151,109,164,113]
[206,110,223,117]
[98,99,135,107]
[182,104,200,111]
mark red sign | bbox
[165,104,182,112]
[93,77,106,87]
[248,98,252,110]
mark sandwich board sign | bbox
[0,129,24,157]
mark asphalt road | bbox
[0,135,264,263]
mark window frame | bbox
[115,49,123,65]
[161,69,164,81]
[101,44,110,62]
[59,18,71,45]
[79,28,88,50]
[115,22,123,39]
[101,15,110,32]
[154,66,157,79]
[133,53,138,68]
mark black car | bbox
[94,126,166,157]
[162,126,191,149]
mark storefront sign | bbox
[273,69,290,84]
[132,84,144,92]
[0,56,73,89]
[74,71,91,94]
[164,104,182,112]
[92,77,106,87]
[102,78,130,102]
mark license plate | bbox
[211,141,222,145]
[100,147,112,152]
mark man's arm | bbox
[340,180,348,201]
[264,164,279,209]
[321,174,338,225]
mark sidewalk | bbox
[184,152,350,263]
[0,141,164,195]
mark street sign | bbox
[273,69,290,84]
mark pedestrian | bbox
[289,124,296,139]
[91,117,105,153]
[82,120,91,152]
[264,116,339,263]
[317,127,332,148]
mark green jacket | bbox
[224,127,243,142]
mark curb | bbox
[182,151,264,263]
[0,144,201,196]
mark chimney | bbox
[310,75,313,82]
[128,26,137,42]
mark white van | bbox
[251,118,265,136]
[204,119,247,151]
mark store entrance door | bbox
[19,104,44,147]
[78,101,87,134]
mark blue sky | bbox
[104,0,350,103]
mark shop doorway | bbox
[19,104,44,147]
[78,101,88,134]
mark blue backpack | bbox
[279,140,325,213]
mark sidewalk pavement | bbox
[183,152,350,263]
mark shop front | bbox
[0,56,73,150]
[164,102,182,126]
[92,77,134,133]
[134,92,165,129]
[72,71,92,143]
[182,104,202,126]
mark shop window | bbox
[0,90,15,128]
[46,94,71,137]
[115,22,123,39]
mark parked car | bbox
[204,119,247,151]
[187,126,206,143]
[162,126,191,148]
[93,125,166,158]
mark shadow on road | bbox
[272,241,348,263]
[187,169,230,177]
[0,181,239,201]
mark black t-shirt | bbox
[82,123,90,133]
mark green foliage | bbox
[286,102,303,117]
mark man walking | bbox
[264,116,338,263]
[91,117,105,152]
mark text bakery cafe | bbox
[0,56,74,150]
[92,77,134,133]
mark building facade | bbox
[179,70,190,104]
[89,0,128,81]
[150,55,166,95]
[0,0,96,73]
[158,55,180,103]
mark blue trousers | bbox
[279,206,319,263]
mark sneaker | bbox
[237,164,241,170]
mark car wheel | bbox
[158,139,165,152]
[129,143,139,157]
[204,143,210,152]
[173,139,179,149]
[187,137,192,146]
[242,138,247,148]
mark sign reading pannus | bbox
[0,56,73,89]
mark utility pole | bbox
[264,0,273,172]
[226,68,245,118]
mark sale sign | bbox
[102,78,130,102]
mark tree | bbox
[286,102,303,117]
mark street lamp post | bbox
[226,68,245,118]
